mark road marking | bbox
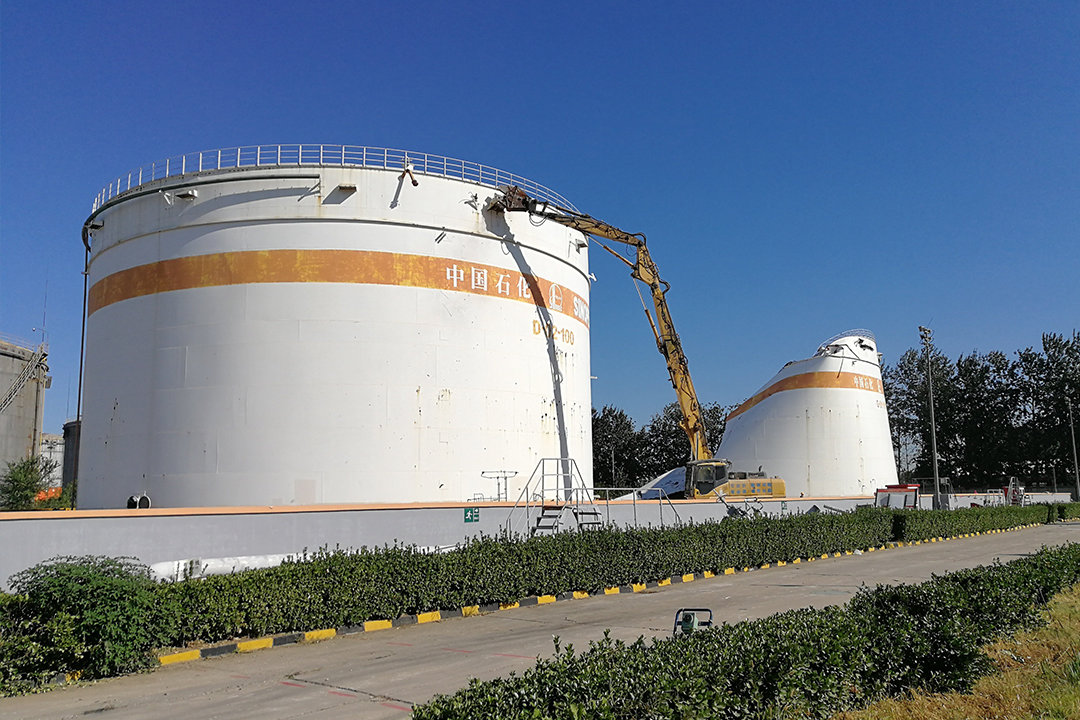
[280,681,305,688]
[159,650,200,665]
[381,702,413,711]
[237,638,273,652]
[304,629,336,642]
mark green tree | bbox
[591,405,641,489]
[883,346,963,488]
[1016,332,1080,488]
[952,350,1021,483]
[884,330,1079,492]
[0,456,58,511]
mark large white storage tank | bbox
[78,145,592,508]
[717,330,898,497]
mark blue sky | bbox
[2,1,1077,434]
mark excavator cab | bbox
[685,459,730,498]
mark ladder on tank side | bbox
[504,458,603,537]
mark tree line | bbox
[593,331,1079,493]
[885,331,1079,492]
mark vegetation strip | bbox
[412,543,1080,719]
[1,505,1071,694]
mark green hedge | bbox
[1058,502,1080,521]
[412,543,1080,719]
[892,504,1045,541]
[158,507,893,642]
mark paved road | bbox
[4,523,1078,719]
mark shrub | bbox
[0,592,86,696]
[4,556,175,688]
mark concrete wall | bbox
[0,492,1069,590]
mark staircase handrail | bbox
[502,458,597,537]
[655,488,683,527]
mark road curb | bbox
[155,520,1045,667]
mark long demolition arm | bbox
[489,187,712,461]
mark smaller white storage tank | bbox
[717,330,898,497]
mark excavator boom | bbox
[490,187,711,462]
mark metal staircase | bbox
[504,458,604,537]
[531,502,605,535]
[0,345,47,415]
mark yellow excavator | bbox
[488,187,784,500]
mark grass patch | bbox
[835,583,1080,720]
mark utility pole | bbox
[919,326,942,510]
[1069,397,1079,501]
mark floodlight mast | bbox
[919,326,942,510]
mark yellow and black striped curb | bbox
[156,522,1044,666]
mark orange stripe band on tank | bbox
[88,248,590,326]
[726,371,885,421]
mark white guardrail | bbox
[91,144,577,213]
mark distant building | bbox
[0,337,50,471]
[39,433,64,488]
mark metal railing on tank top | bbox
[91,144,577,213]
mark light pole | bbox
[919,326,942,510]
[1068,397,1079,501]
